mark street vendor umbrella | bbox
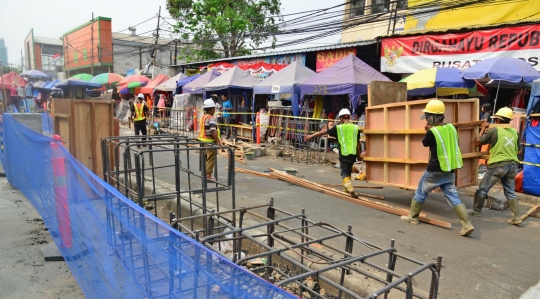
[20,70,49,80]
[126,81,147,88]
[400,67,475,96]
[463,57,540,112]
[118,74,149,85]
[70,73,94,81]
[91,73,124,84]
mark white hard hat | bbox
[203,98,216,109]
[137,93,144,98]
[338,108,351,118]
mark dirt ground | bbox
[0,172,84,299]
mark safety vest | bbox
[430,124,463,172]
[336,124,359,156]
[133,103,146,121]
[198,114,220,143]
[489,128,519,165]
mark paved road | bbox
[119,127,540,299]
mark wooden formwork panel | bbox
[364,99,481,190]
[52,99,115,176]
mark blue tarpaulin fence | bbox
[523,126,540,196]
[0,113,295,299]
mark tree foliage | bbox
[167,0,282,62]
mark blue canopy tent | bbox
[171,73,200,94]
[253,60,315,116]
[54,79,103,98]
[299,54,391,110]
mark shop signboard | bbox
[381,24,540,73]
[316,48,356,72]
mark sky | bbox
[0,0,342,66]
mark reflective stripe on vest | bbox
[198,114,220,143]
[336,124,359,156]
[488,127,519,165]
[134,103,146,121]
[430,124,463,171]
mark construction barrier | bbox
[0,113,295,299]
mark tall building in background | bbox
[24,29,63,78]
[0,38,8,66]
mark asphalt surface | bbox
[120,127,540,299]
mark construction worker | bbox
[401,100,474,236]
[306,108,361,198]
[469,107,522,225]
[130,93,149,148]
[199,99,222,181]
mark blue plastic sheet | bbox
[523,127,540,196]
[0,113,295,299]
[40,112,53,134]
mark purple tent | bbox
[182,69,221,94]
[300,54,391,107]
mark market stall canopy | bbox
[91,73,124,85]
[400,67,475,96]
[299,54,390,107]
[182,70,221,94]
[118,74,150,85]
[140,74,169,94]
[253,60,316,95]
[20,70,49,80]
[1,72,27,88]
[202,67,257,91]
[463,57,540,83]
[526,79,540,117]
[155,72,189,92]
[55,79,103,89]
[70,73,94,81]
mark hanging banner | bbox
[316,48,356,72]
[381,24,540,73]
[235,53,306,68]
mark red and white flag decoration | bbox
[52,53,62,60]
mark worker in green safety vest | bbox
[306,108,361,198]
[469,107,522,225]
[401,100,474,237]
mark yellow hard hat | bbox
[422,99,445,114]
[491,107,513,120]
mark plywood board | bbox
[52,99,115,175]
[368,81,407,107]
[365,98,480,190]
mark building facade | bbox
[24,29,64,78]
[62,17,113,76]
[0,38,8,66]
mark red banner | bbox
[381,24,540,73]
[316,48,356,72]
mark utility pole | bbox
[20,49,24,73]
[91,12,95,76]
[65,36,70,78]
[151,6,161,79]
[174,39,178,65]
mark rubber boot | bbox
[454,203,475,236]
[400,200,423,225]
[342,177,358,199]
[468,190,486,217]
[508,199,522,225]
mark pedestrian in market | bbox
[305,108,361,198]
[130,93,149,148]
[401,99,474,236]
[221,94,234,139]
[468,107,522,225]
[198,99,222,181]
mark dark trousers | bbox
[224,117,236,138]
[340,159,354,178]
[134,121,147,146]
